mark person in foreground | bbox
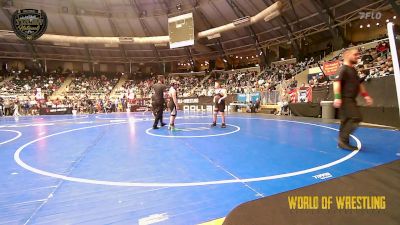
[212,80,227,128]
[168,80,178,131]
[152,75,167,129]
[333,48,373,151]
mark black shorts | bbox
[168,101,177,116]
[214,100,225,112]
[340,98,362,122]
[152,101,164,114]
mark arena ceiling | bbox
[0,0,396,64]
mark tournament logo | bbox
[11,9,47,41]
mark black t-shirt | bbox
[152,83,167,102]
[335,65,360,99]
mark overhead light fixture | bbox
[360,25,363,28]
[119,37,134,42]
[394,16,397,19]
[252,56,254,58]
[223,59,228,63]
[259,51,263,55]
[367,24,370,28]
[240,56,243,59]
[104,43,118,48]
[376,22,380,26]
[176,3,182,10]
[207,33,221,40]
[233,16,251,26]
[154,43,168,47]
[54,42,70,46]
[386,19,390,23]
[235,56,238,59]
[264,11,281,22]
[246,56,249,59]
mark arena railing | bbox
[260,90,281,104]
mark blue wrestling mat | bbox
[0,112,399,224]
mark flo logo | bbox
[11,9,48,41]
[359,11,382,20]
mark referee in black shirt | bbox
[333,49,373,150]
[152,75,167,129]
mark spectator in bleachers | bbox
[289,77,298,90]
[277,91,290,116]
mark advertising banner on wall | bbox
[237,93,261,103]
[39,107,72,115]
[322,60,341,76]
[178,95,235,112]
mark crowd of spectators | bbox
[66,73,120,96]
[358,41,393,80]
[0,94,135,116]
[117,75,206,99]
[112,56,320,101]
[0,96,38,116]
[0,39,395,117]
[0,72,66,98]
[323,40,393,83]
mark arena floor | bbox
[0,112,399,225]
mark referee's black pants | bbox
[152,101,164,128]
[339,98,362,143]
